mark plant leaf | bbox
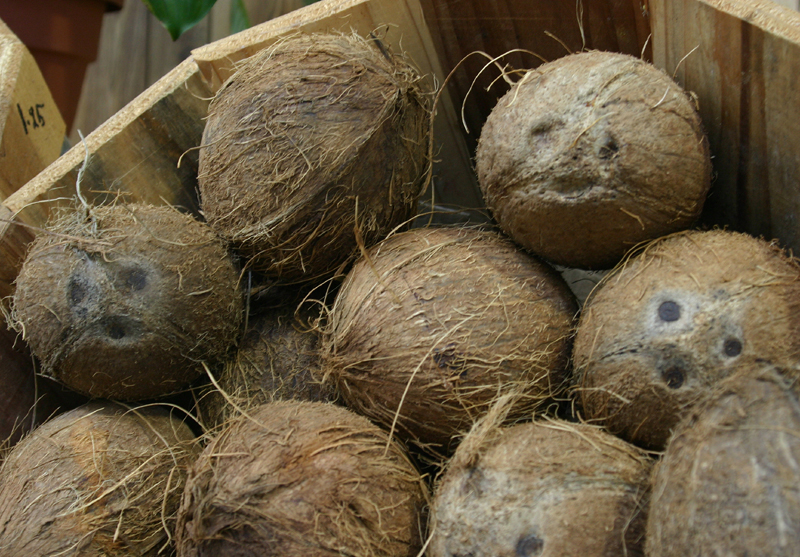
[141,0,218,41]
[230,0,251,35]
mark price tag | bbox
[16,103,46,135]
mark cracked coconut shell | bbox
[0,401,198,556]
[197,32,430,283]
[176,400,428,557]
[572,229,800,450]
[12,203,243,401]
[323,226,577,457]
[475,50,712,270]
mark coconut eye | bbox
[116,266,149,292]
[516,533,544,556]
[68,277,88,306]
[723,338,742,357]
[597,133,619,159]
[658,300,681,322]
[661,365,685,389]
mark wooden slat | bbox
[0,57,211,299]
[650,0,800,251]
[0,19,65,201]
[191,0,483,214]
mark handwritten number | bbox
[16,104,27,135]
[15,103,46,134]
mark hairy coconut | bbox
[572,229,800,449]
[176,400,428,557]
[198,302,336,430]
[323,226,577,456]
[11,203,243,401]
[0,401,198,556]
[646,362,800,556]
[429,401,652,557]
[198,31,430,283]
[475,50,712,270]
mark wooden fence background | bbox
[70,0,305,144]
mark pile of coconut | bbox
[1,29,798,557]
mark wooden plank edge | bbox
[705,0,800,42]
[0,21,66,202]
[4,56,204,218]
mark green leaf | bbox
[141,0,218,41]
[229,0,251,35]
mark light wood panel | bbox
[0,20,65,200]
[650,0,800,251]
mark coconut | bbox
[323,226,577,457]
[197,31,430,283]
[175,400,428,557]
[646,362,800,556]
[475,50,712,270]
[429,402,652,557]
[0,401,198,556]
[572,229,800,449]
[198,301,336,431]
[11,203,243,401]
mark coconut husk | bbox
[11,203,243,401]
[572,229,800,449]
[646,361,800,556]
[198,31,431,283]
[475,50,712,270]
[323,226,578,458]
[0,401,199,556]
[176,400,428,557]
[428,396,652,557]
[197,301,337,431]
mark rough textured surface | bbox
[12,203,243,401]
[429,415,652,557]
[198,302,336,431]
[647,363,800,556]
[0,401,198,556]
[323,227,577,457]
[573,229,800,449]
[475,50,712,270]
[198,31,430,283]
[176,400,428,557]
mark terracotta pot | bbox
[0,0,124,131]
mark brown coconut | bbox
[0,401,198,556]
[11,203,243,401]
[475,50,712,270]
[198,302,337,430]
[572,229,800,450]
[175,400,428,557]
[197,31,430,283]
[429,404,652,557]
[323,226,577,457]
[646,362,800,556]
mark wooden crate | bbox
[1,0,798,421]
